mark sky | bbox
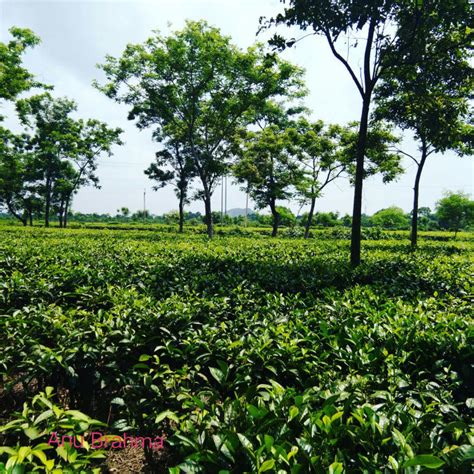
[1,0,472,217]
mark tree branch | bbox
[324,30,364,98]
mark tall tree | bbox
[294,119,402,238]
[374,4,473,247]
[290,119,348,238]
[0,129,30,225]
[264,0,472,265]
[16,93,122,227]
[0,27,44,223]
[16,93,77,227]
[145,138,195,233]
[234,118,304,237]
[60,119,123,227]
[95,20,306,238]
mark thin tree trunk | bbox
[64,196,70,228]
[270,199,280,237]
[305,197,316,239]
[178,192,184,233]
[350,96,371,267]
[411,142,428,249]
[204,192,213,238]
[25,203,33,226]
[45,176,51,228]
[7,201,26,226]
[58,200,64,228]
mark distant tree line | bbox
[3,190,469,235]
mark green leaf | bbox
[34,409,54,425]
[237,433,253,453]
[23,426,41,440]
[329,461,343,474]
[209,367,225,384]
[0,446,17,456]
[16,446,31,463]
[403,455,445,469]
[264,434,274,451]
[32,449,53,470]
[155,410,179,424]
[289,406,299,421]
[259,459,275,473]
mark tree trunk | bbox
[203,192,213,238]
[64,197,70,228]
[178,192,184,233]
[270,199,280,237]
[7,201,26,226]
[58,200,64,228]
[410,143,428,249]
[305,197,316,239]
[45,176,51,228]
[25,203,33,226]
[350,96,371,267]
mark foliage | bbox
[95,20,306,238]
[0,387,106,473]
[11,92,123,227]
[436,191,474,236]
[0,27,42,104]
[374,0,474,247]
[233,111,304,237]
[372,206,409,230]
[0,226,473,472]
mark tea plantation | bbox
[0,226,473,473]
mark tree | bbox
[95,20,306,238]
[276,206,297,227]
[16,93,122,227]
[118,207,130,217]
[371,206,408,229]
[313,211,339,228]
[264,0,472,265]
[132,209,150,220]
[0,27,41,104]
[291,119,349,238]
[0,129,30,225]
[0,27,43,224]
[233,119,303,237]
[145,139,195,233]
[16,93,77,227]
[60,118,123,227]
[374,3,473,248]
[436,191,474,238]
[416,207,438,231]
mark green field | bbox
[0,226,473,473]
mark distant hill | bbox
[226,208,254,217]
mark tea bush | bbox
[0,226,472,472]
